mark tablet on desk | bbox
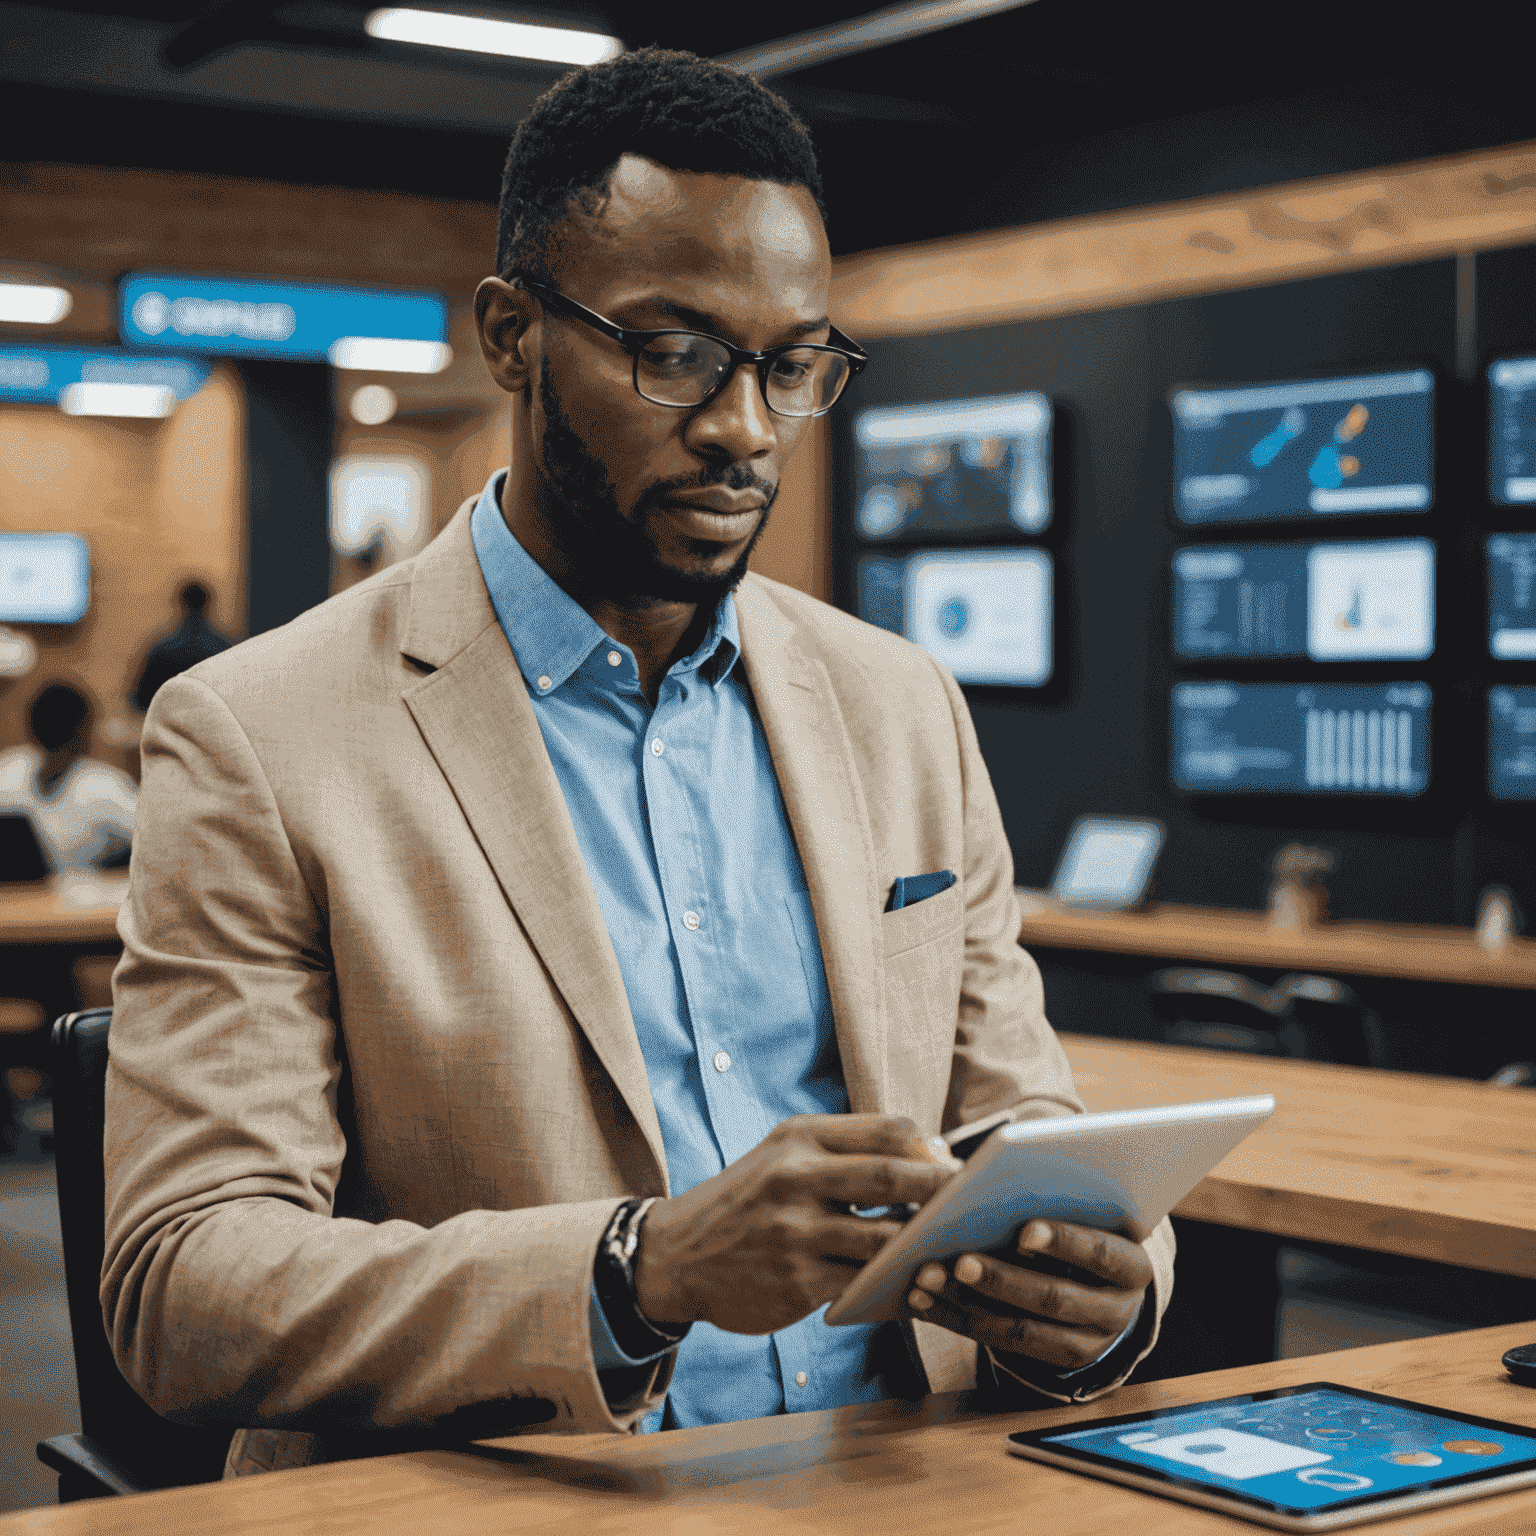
[824,1094,1274,1326]
[1007,1382,1536,1531]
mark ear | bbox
[474,277,538,396]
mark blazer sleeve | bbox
[933,660,1176,1392]
[101,673,672,1440]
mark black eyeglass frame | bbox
[513,275,869,418]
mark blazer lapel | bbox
[398,503,668,1184]
[735,578,888,1114]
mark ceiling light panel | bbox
[365,8,623,64]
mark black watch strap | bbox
[593,1197,689,1361]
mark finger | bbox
[810,1212,911,1264]
[904,1289,1113,1371]
[800,1154,957,1208]
[790,1114,962,1167]
[1016,1221,1153,1291]
[947,1252,1133,1332]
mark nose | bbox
[686,359,778,465]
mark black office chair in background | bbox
[37,1009,232,1501]
[1149,967,1380,1065]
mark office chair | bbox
[1149,967,1311,1057]
[1268,973,1382,1067]
[36,1009,233,1502]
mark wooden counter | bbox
[1063,1034,1536,1279]
[7,1323,1536,1535]
[1018,889,1536,991]
[0,875,128,947]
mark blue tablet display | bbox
[1033,1385,1536,1516]
[1489,687,1536,802]
[1489,356,1536,505]
[1173,539,1434,661]
[1171,370,1433,525]
[1172,682,1430,796]
[1489,534,1536,659]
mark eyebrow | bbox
[642,297,831,344]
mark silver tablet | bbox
[1007,1382,1536,1530]
[823,1094,1274,1327]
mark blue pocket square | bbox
[887,870,956,912]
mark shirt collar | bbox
[469,471,741,695]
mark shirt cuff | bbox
[589,1280,676,1371]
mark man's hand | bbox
[905,1220,1151,1372]
[634,1115,959,1336]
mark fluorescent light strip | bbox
[0,282,73,325]
[60,382,176,418]
[329,337,452,373]
[366,8,622,64]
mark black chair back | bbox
[49,1009,232,1489]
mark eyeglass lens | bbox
[635,335,851,417]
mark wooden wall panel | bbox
[830,139,1536,338]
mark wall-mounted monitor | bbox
[1488,534,1536,659]
[1172,538,1434,661]
[1489,357,1536,506]
[856,547,1052,687]
[1171,680,1430,795]
[1489,687,1536,801]
[0,533,89,623]
[853,392,1051,541]
[1171,369,1434,526]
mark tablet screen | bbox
[1016,1384,1536,1518]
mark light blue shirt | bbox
[470,475,917,1430]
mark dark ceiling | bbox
[4,0,1535,254]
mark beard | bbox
[534,356,776,605]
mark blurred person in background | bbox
[130,581,232,714]
[0,680,137,872]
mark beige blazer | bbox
[102,497,1175,1476]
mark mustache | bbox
[640,465,776,508]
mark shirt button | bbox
[650,738,664,756]
[536,675,552,692]
[794,1371,808,1388]
[682,910,701,931]
[607,650,622,667]
[713,1050,731,1073]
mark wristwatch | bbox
[593,1196,690,1361]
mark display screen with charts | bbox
[1172,539,1435,661]
[853,392,1051,541]
[855,547,1052,687]
[1488,534,1536,660]
[1489,687,1536,802]
[1171,681,1431,796]
[0,533,89,624]
[1007,1383,1536,1532]
[1489,356,1536,506]
[1171,370,1434,526]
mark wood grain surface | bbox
[1063,1035,1536,1279]
[7,1324,1536,1534]
[0,875,127,946]
[830,140,1536,338]
[1017,891,1536,991]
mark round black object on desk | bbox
[1502,1342,1536,1386]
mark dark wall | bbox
[833,249,1536,1072]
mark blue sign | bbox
[0,344,209,404]
[120,273,448,363]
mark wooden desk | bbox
[0,875,127,947]
[1017,889,1536,991]
[1063,1034,1536,1280]
[6,1323,1536,1535]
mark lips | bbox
[662,495,766,516]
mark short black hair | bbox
[496,46,825,283]
[30,682,89,752]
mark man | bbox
[129,581,232,714]
[103,49,1174,1476]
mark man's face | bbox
[525,155,832,603]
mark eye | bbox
[640,336,712,374]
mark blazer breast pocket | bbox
[880,880,963,959]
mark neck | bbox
[500,460,705,703]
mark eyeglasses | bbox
[514,276,867,418]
